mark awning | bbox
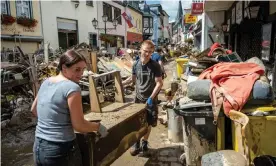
[57,18,77,31]
[204,1,233,12]
[127,32,143,43]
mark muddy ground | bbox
[1,60,185,166]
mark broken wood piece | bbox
[89,75,102,113]
[90,51,97,73]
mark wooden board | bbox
[84,103,145,129]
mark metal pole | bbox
[105,21,107,49]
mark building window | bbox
[86,0,93,7]
[16,0,32,18]
[114,7,121,25]
[57,18,78,49]
[144,18,149,28]
[1,1,10,15]
[103,2,112,22]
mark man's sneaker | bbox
[141,140,149,153]
[130,141,140,156]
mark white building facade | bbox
[40,1,127,50]
[40,1,99,50]
[95,1,127,48]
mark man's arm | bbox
[149,77,163,99]
[158,60,167,78]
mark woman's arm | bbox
[67,91,100,133]
[31,96,38,117]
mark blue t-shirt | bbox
[151,52,162,62]
[35,79,81,142]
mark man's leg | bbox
[141,103,158,153]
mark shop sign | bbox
[184,14,197,24]
[191,2,204,15]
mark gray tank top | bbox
[35,79,80,142]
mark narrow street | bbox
[1,61,185,166]
[1,0,276,165]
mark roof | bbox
[162,10,170,17]
[148,4,162,7]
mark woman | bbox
[31,49,108,166]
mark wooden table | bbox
[76,103,148,166]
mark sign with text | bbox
[191,2,204,15]
[184,14,197,24]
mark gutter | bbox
[39,0,44,45]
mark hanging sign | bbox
[191,2,204,15]
[184,14,197,24]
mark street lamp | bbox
[92,15,118,48]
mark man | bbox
[122,40,163,156]
[136,47,167,79]
[151,47,167,79]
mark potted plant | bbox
[16,16,38,28]
[1,14,16,25]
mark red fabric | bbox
[208,43,221,56]
[226,50,232,54]
[122,12,133,28]
[199,62,264,115]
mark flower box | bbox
[16,16,38,28]
[1,14,16,25]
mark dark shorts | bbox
[135,97,158,127]
[33,137,82,166]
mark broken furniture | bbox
[76,70,148,166]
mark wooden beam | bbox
[93,70,119,79]
[89,75,102,113]
[113,71,125,103]
[90,51,97,73]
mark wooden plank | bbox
[89,75,102,113]
[93,70,118,79]
[90,52,97,73]
[113,71,125,103]
[84,103,145,129]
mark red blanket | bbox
[199,62,264,117]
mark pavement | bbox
[112,60,186,166]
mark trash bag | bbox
[254,155,276,166]
[187,80,211,100]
